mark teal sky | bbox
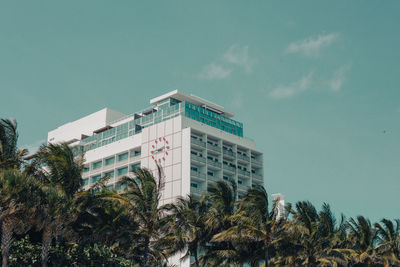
[1,1,399,222]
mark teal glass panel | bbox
[92,161,102,170]
[91,175,101,183]
[104,171,114,178]
[83,178,89,186]
[117,167,128,176]
[105,157,115,165]
[130,163,141,172]
[83,167,89,173]
[118,152,129,161]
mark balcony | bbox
[190,186,204,196]
[207,159,222,168]
[207,175,221,182]
[191,170,206,180]
[223,148,235,158]
[191,155,206,164]
[223,163,236,173]
[237,153,250,162]
[251,158,263,165]
[252,173,263,181]
[238,169,251,177]
[207,144,221,153]
[191,137,206,148]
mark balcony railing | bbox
[191,170,206,179]
[223,149,235,157]
[190,187,204,195]
[191,138,206,148]
[207,175,221,182]
[191,155,206,163]
[237,154,250,161]
[251,158,263,165]
[207,144,221,153]
[238,169,251,177]
[207,159,222,168]
[252,173,263,180]
[223,163,236,172]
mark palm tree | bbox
[0,119,27,171]
[374,219,400,266]
[0,169,39,267]
[165,195,209,267]
[199,180,238,266]
[282,201,347,267]
[105,167,170,267]
[27,142,84,267]
[212,186,286,267]
[347,216,380,266]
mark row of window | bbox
[83,150,141,172]
[83,163,141,186]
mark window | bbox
[107,185,114,191]
[238,179,243,185]
[118,152,129,162]
[117,167,128,176]
[105,157,115,165]
[116,183,127,190]
[190,183,198,188]
[130,163,141,172]
[83,167,89,173]
[92,161,102,170]
[91,175,101,184]
[83,178,89,186]
[104,171,114,178]
[191,166,198,172]
[207,171,214,176]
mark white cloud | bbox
[198,45,255,80]
[223,45,255,73]
[269,72,314,99]
[329,64,351,91]
[231,91,244,108]
[198,63,232,80]
[23,139,45,155]
[285,33,339,56]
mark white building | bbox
[47,90,264,266]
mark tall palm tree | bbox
[165,195,209,267]
[105,167,170,267]
[212,186,286,267]
[27,142,84,267]
[0,119,27,171]
[347,216,380,266]
[199,180,238,266]
[282,201,347,267]
[0,169,39,267]
[374,219,400,266]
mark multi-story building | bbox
[47,90,264,266]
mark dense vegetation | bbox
[0,118,399,267]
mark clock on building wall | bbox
[150,137,170,163]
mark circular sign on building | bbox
[150,137,170,163]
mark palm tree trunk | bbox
[1,217,15,267]
[194,248,200,267]
[142,236,149,267]
[264,247,268,267]
[41,226,53,267]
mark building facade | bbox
[47,90,264,266]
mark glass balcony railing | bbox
[237,154,250,161]
[252,173,263,180]
[191,155,206,163]
[191,170,206,179]
[223,149,235,157]
[223,163,236,172]
[207,175,221,182]
[207,144,221,153]
[190,187,204,195]
[251,158,263,165]
[207,159,222,168]
[191,138,206,148]
[238,169,251,177]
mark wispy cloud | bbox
[198,45,255,80]
[23,139,45,155]
[223,45,255,73]
[285,33,339,56]
[198,63,232,80]
[269,72,314,99]
[329,64,351,91]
